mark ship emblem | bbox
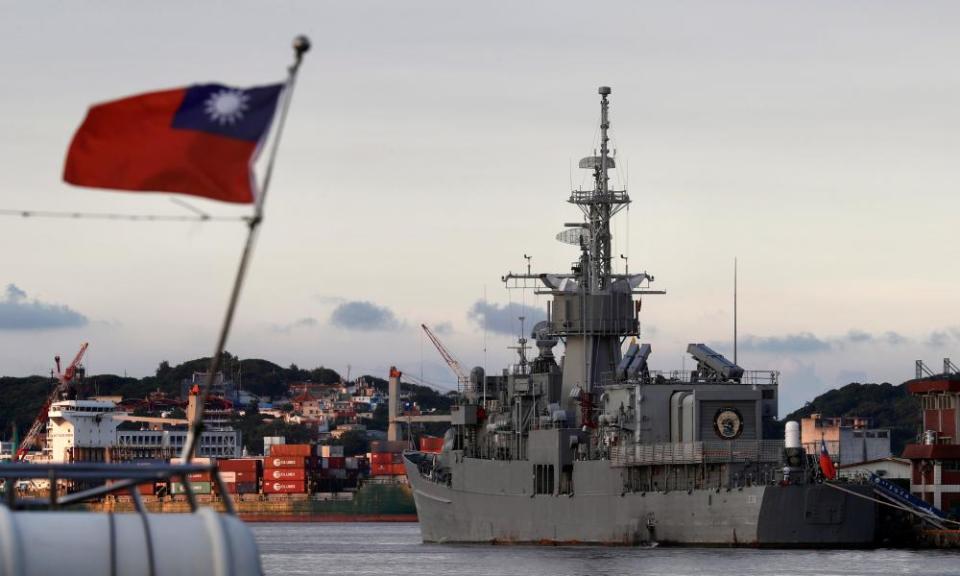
[714,408,743,439]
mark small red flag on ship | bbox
[819,439,836,480]
[64,83,283,204]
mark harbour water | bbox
[253,523,959,576]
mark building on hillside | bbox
[901,365,960,514]
[800,413,891,465]
[291,390,323,419]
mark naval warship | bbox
[404,87,877,546]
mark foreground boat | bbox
[404,86,876,547]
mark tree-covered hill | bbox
[0,352,343,440]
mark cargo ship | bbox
[404,86,878,546]
[76,441,421,521]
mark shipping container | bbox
[264,456,310,469]
[170,481,213,495]
[263,468,307,481]
[217,459,261,473]
[269,444,312,457]
[369,440,408,453]
[262,480,307,494]
[345,457,358,470]
[186,471,212,482]
[371,452,402,465]
[319,445,344,458]
[221,482,258,494]
[327,457,345,469]
[420,436,444,453]
[328,468,347,480]
[117,483,156,496]
[170,457,212,465]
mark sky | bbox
[1,1,960,413]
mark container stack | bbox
[169,457,213,495]
[319,445,346,480]
[263,445,311,495]
[369,440,407,476]
[217,458,261,494]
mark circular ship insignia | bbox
[713,408,743,439]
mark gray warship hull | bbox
[405,454,876,546]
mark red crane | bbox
[16,342,89,461]
[420,324,470,392]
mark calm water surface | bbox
[252,522,959,576]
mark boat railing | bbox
[0,461,235,515]
[610,440,784,467]
[638,370,779,386]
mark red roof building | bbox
[902,373,960,514]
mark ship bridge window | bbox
[534,464,554,495]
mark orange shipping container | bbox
[420,436,444,453]
[264,468,307,481]
[264,456,310,469]
[269,444,312,457]
[262,480,307,494]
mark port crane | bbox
[420,324,470,393]
[16,342,89,461]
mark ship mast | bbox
[571,86,631,293]
[501,86,662,419]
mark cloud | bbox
[431,321,453,335]
[845,329,873,343]
[0,284,88,331]
[329,301,402,331]
[271,317,319,333]
[739,332,831,354]
[467,301,546,336]
[739,329,912,354]
[926,331,951,348]
[882,331,908,345]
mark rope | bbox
[0,208,248,223]
[822,480,959,527]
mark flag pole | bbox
[181,35,311,465]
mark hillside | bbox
[0,352,344,440]
[779,382,921,455]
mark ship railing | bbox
[0,461,236,515]
[610,440,784,467]
[636,370,779,386]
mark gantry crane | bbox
[16,342,89,461]
[420,324,470,392]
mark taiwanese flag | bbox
[64,83,284,204]
[819,439,836,480]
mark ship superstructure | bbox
[404,87,877,546]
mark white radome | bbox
[204,89,250,125]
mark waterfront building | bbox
[902,368,960,514]
[800,413,891,465]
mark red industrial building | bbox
[902,365,960,515]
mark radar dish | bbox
[556,228,590,245]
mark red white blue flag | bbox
[819,439,836,480]
[64,83,284,204]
